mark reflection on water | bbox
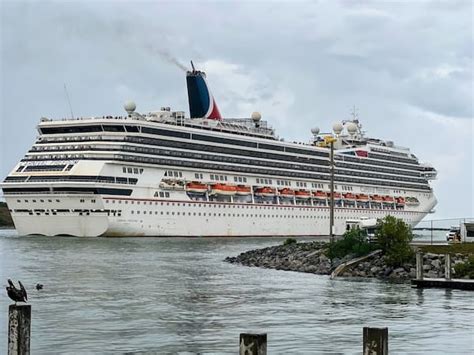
[0,230,473,354]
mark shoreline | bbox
[225,241,471,281]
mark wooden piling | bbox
[8,305,31,355]
[445,253,452,280]
[416,252,423,280]
[363,327,388,355]
[239,333,267,355]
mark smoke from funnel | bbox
[146,45,187,71]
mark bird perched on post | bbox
[6,279,28,305]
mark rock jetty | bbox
[225,242,471,281]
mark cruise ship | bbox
[1,64,438,237]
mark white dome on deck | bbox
[124,100,136,113]
[332,122,343,135]
[251,111,262,122]
[346,122,358,135]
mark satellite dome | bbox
[346,122,358,135]
[311,127,320,135]
[332,122,343,135]
[124,100,136,113]
[251,111,262,122]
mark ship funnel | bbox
[186,62,222,120]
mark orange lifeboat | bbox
[313,190,327,199]
[211,183,237,196]
[255,187,276,197]
[383,195,395,203]
[356,194,369,201]
[396,197,405,205]
[295,190,311,199]
[236,185,251,195]
[328,192,342,199]
[343,192,356,200]
[186,182,208,194]
[279,188,295,198]
[370,195,383,202]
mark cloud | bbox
[1,0,472,219]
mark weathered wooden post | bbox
[239,333,267,355]
[363,327,388,355]
[445,253,452,280]
[416,252,423,280]
[8,305,31,355]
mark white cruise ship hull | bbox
[5,191,433,237]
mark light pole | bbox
[327,122,342,244]
[324,135,337,244]
[329,139,335,244]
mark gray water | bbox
[0,229,472,354]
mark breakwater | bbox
[225,241,471,281]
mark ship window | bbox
[40,125,103,134]
[128,168,132,173]
[165,192,170,198]
[140,169,144,174]
[125,125,140,133]
[133,168,139,174]
[103,125,125,132]
[142,126,191,139]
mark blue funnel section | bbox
[186,68,222,120]
[186,72,210,118]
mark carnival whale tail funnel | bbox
[186,61,222,120]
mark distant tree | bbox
[283,238,297,246]
[0,202,14,227]
[376,215,414,267]
[326,228,376,259]
[454,255,474,279]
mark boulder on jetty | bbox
[225,242,471,281]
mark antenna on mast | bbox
[350,105,359,122]
[190,60,196,72]
[64,83,75,119]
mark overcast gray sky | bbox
[1,0,472,220]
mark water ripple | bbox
[0,230,473,354]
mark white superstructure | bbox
[1,67,437,237]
